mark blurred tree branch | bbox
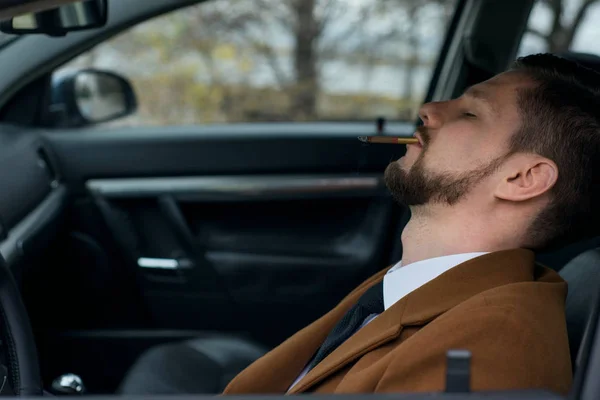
[534,0,599,52]
[66,0,457,125]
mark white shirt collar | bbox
[383,252,489,310]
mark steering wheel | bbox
[0,256,43,396]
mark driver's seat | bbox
[117,335,267,394]
[558,247,600,372]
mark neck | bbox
[400,204,524,266]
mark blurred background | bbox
[48,0,600,126]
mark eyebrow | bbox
[463,86,499,117]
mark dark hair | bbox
[510,53,600,250]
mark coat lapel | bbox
[289,249,537,394]
[222,267,390,394]
[287,296,407,394]
[224,249,537,395]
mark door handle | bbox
[156,195,238,300]
[137,257,193,270]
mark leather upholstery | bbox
[0,256,42,396]
[552,51,600,370]
[558,248,600,370]
[118,336,267,394]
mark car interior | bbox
[0,0,596,399]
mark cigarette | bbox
[358,136,419,145]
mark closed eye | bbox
[463,112,477,118]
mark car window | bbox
[518,0,600,57]
[55,0,457,127]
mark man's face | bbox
[385,71,530,206]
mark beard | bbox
[384,131,509,206]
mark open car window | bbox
[55,0,458,127]
[518,0,600,56]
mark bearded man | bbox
[220,53,600,396]
[132,53,600,396]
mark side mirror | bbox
[50,69,138,128]
[0,0,107,37]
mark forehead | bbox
[467,71,534,107]
[465,71,533,124]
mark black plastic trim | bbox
[43,124,412,187]
[422,0,467,104]
[0,185,67,265]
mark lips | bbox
[412,134,424,148]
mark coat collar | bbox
[223,249,544,395]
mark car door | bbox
[0,0,458,392]
[29,0,459,339]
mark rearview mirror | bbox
[0,0,107,37]
[50,69,137,128]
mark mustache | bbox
[416,125,431,146]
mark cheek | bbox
[423,136,475,173]
[425,126,507,173]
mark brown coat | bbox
[223,249,572,395]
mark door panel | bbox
[89,177,394,345]
[41,124,411,347]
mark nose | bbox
[418,101,444,128]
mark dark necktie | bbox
[306,281,384,371]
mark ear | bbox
[494,157,558,202]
